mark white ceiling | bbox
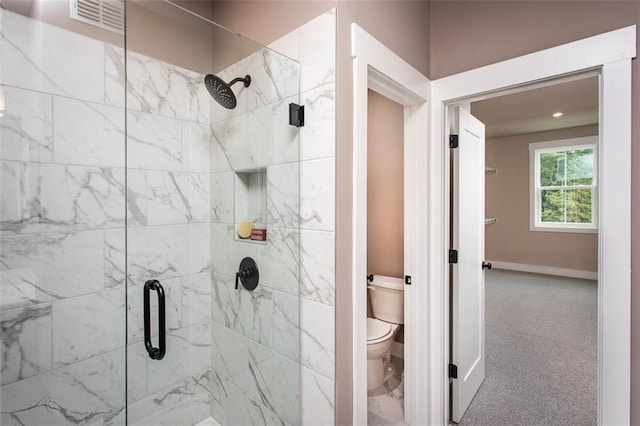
[470,76,599,139]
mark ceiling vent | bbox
[70,0,124,34]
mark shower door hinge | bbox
[449,134,459,149]
[404,275,412,285]
[289,103,305,127]
[449,249,458,264]
[449,364,458,379]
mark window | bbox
[529,136,598,233]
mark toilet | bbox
[367,275,404,390]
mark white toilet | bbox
[367,275,404,390]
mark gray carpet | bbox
[457,270,597,426]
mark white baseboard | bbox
[391,341,404,359]
[488,260,597,280]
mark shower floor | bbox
[368,356,406,426]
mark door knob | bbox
[482,261,492,270]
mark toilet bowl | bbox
[367,275,404,390]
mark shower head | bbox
[204,74,251,109]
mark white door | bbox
[451,106,486,423]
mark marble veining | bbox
[0,161,41,235]
[0,303,52,385]
[300,230,335,305]
[0,85,53,162]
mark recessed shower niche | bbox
[234,169,268,242]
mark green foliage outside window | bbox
[539,148,594,224]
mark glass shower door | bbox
[1,3,127,424]
[124,2,302,424]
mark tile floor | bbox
[368,356,406,426]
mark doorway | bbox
[449,76,600,424]
[430,26,634,425]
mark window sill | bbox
[530,225,598,234]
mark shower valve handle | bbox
[235,257,259,291]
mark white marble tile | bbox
[300,230,335,305]
[209,128,233,173]
[120,369,210,426]
[208,372,227,425]
[0,268,54,310]
[147,171,209,225]
[126,224,210,286]
[126,342,148,404]
[104,229,125,289]
[0,9,106,103]
[251,49,300,109]
[268,29,299,62]
[272,291,300,361]
[53,97,125,167]
[183,122,212,173]
[271,97,301,165]
[122,50,209,124]
[127,111,183,171]
[0,303,52,385]
[0,348,126,425]
[300,84,335,161]
[265,227,300,295]
[225,380,292,426]
[301,298,335,379]
[52,289,125,367]
[242,342,300,424]
[300,158,334,231]
[302,366,335,426]
[210,224,233,276]
[0,161,41,234]
[195,416,221,426]
[0,230,105,299]
[299,9,336,92]
[210,322,249,382]
[104,45,125,108]
[39,164,128,231]
[210,172,234,224]
[211,105,272,172]
[267,162,300,228]
[182,272,211,327]
[147,323,211,395]
[210,270,272,345]
[0,85,53,162]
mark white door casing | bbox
[430,26,635,426]
[450,106,486,423]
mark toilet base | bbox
[367,350,394,390]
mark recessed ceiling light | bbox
[552,112,563,118]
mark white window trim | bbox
[529,136,598,233]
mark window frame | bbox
[529,136,598,233]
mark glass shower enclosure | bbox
[0,1,302,424]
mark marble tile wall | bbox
[207,9,336,426]
[0,8,212,425]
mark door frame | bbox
[350,23,431,425]
[430,26,636,425]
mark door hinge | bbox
[449,249,458,264]
[289,103,305,127]
[405,275,412,285]
[449,364,458,379]
[449,134,459,148]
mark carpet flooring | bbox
[457,269,598,426]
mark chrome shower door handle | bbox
[143,280,166,360]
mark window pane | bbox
[566,188,592,223]
[541,189,564,222]
[540,152,565,186]
[566,148,594,186]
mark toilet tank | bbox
[368,275,404,324]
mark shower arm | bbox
[229,75,251,88]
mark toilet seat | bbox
[367,318,395,344]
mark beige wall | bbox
[367,90,404,278]
[484,125,598,272]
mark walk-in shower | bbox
[0,0,302,424]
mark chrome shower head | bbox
[204,74,251,109]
